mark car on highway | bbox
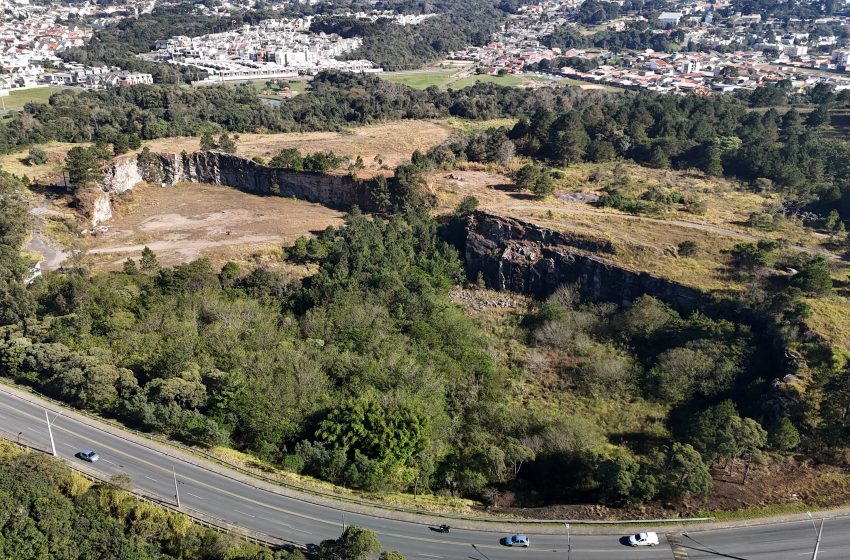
[628,532,659,547]
[502,534,530,548]
[76,449,100,462]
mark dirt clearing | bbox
[83,182,344,270]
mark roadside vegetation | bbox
[0,439,403,560]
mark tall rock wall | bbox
[91,151,375,225]
[465,211,711,313]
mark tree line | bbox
[0,71,593,155]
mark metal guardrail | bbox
[0,425,292,549]
[0,379,715,526]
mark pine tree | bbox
[140,246,159,271]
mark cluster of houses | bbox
[449,0,850,94]
[555,49,850,93]
[147,17,383,82]
[1,0,154,97]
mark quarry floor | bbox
[84,182,345,270]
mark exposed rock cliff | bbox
[465,211,710,313]
[90,151,376,225]
[103,156,144,194]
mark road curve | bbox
[1,386,849,559]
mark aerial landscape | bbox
[2,0,850,558]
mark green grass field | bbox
[381,69,459,89]
[448,73,535,89]
[382,68,548,91]
[1,87,59,111]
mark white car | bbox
[628,532,659,547]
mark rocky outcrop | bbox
[465,211,710,313]
[91,151,377,225]
[103,156,144,194]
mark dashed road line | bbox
[186,492,204,500]
[143,475,158,483]
[667,534,689,560]
[234,509,256,518]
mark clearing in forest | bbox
[81,182,345,270]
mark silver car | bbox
[77,449,100,462]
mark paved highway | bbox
[1,386,848,559]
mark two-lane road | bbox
[1,387,849,559]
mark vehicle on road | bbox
[76,449,100,462]
[628,532,659,547]
[502,534,530,547]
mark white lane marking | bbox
[234,509,256,518]
[103,459,117,466]
[186,492,204,500]
[62,442,76,449]
[419,555,443,559]
[292,527,312,535]
[143,475,158,482]
[0,413,7,419]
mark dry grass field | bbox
[144,120,452,174]
[429,162,838,294]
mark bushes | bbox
[0,450,279,560]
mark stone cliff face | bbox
[91,151,375,225]
[465,211,710,313]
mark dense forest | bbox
[545,21,684,52]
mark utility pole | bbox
[812,519,824,560]
[565,522,571,560]
[44,409,61,457]
[172,466,180,508]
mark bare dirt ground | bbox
[83,183,345,270]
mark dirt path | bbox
[24,199,69,270]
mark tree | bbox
[806,103,831,128]
[127,133,143,150]
[112,134,130,155]
[455,196,480,216]
[269,148,304,170]
[728,242,771,272]
[769,417,800,452]
[65,146,103,188]
[379,552,406,560]
[218,133,237,154]
[123,258,138,275]
[663,443,711,499]
[27,146,47,166]
[677,240,698,257]
[199,131,218,151]
[513,164,554,199]
[597,454,638,501]
[790,256,833,295]
[689,401,767,463]
[140,246,159,271]
[318,526,380,560]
